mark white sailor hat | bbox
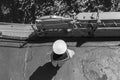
[53,39,67,55]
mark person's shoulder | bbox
[67,49,75,53]
[67,49,75,58]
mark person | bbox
[50,39,75,67]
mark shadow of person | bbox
[29,62,60,80]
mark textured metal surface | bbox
[0,42,51,80]
[0,38,120,80]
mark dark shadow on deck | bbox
[1,37,120,48]
[27,37,120,47]
[29,62,60,80]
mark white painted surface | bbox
[76,12,120,20]
[0,23,34,37]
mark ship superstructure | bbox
[0,12,120,40]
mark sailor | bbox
[50,39,75,67]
